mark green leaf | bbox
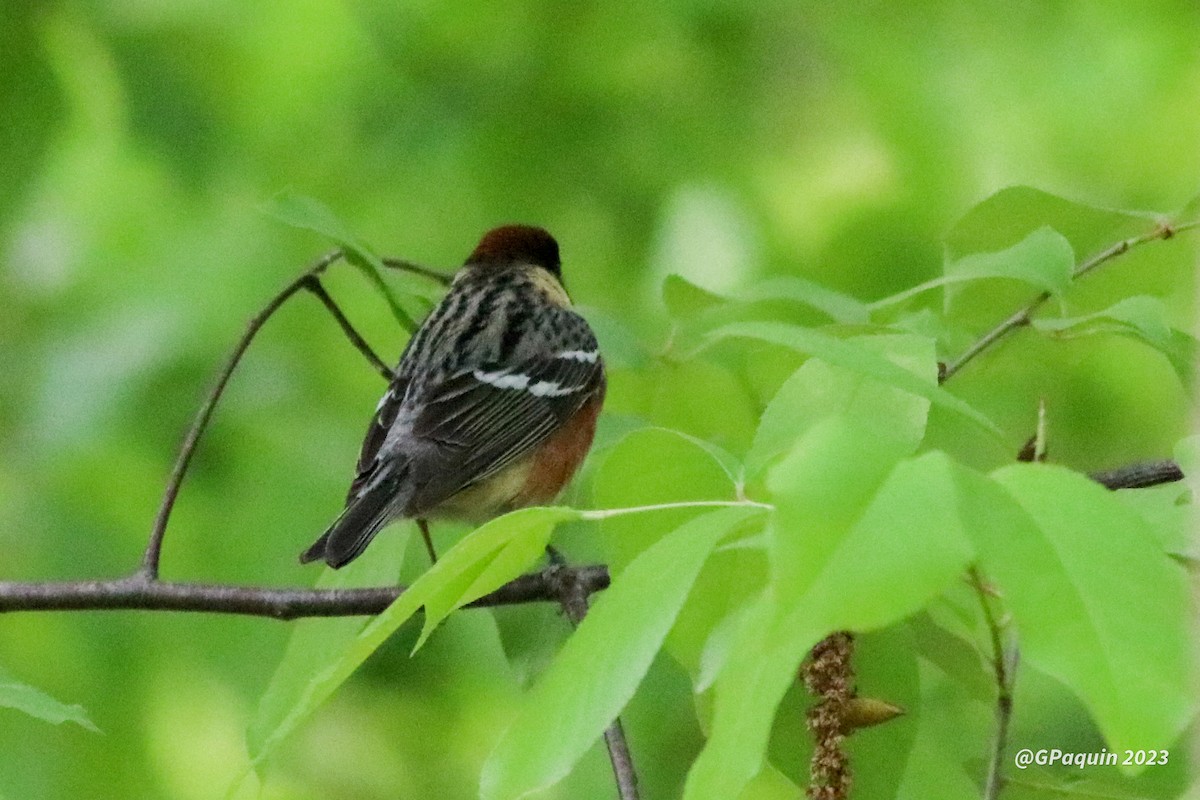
[413,509,567,651]
[591,428,756,682]
[988,464,1193,755]
[1173,434,1200,499]
[246,529,408,765]
[264,191,384,270]
[736,276,870,324]
[765,415,909,601]
[593,427,738,572]
[0,665,99,732]
[263,191,420,330]
[872,226,1075,310]
[663,273,724,319]
[745,333,935,478]
[945,186,1153,264]
[1111,482,1191,555]
[245,508,576,777]
[684,452,976,799]
[575,304,652,369]
[480,506,762,800]
[663,273,870,334]
[1033,294,1171,343]
[948,225,1073,295]
[735,764,805,800]
[703,320,1000,436]
[1032,296,1194,387]
[891,660,989,800]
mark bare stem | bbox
[941,220,1198,382]
[0,565,609,620]
[548,555,641,800]
[303,276,394,380]
[968,566,1015,800]
[381,257,453,286]
[141,250,346,580]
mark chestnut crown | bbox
[465,225,561,277]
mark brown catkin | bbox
[803,631,855,800]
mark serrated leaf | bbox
[480,506,762,800]
[0,666,99,732]
[987,464,1192,756]
[684,452,976,799]
[703,321,1000,437]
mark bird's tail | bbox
[300,469,408,569]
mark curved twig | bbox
[941,220,1198,382]
[141,250,346,579]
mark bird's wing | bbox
[404,311,604,514]
[345,375,409,502]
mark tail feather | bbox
[301,469,408,569]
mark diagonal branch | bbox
[304,276,395,380]
[381,257,453,286]
[941,219,1199,382]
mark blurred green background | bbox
[0,2,1196,798]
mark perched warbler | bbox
[301,225,606,568]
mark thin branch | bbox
[303,276,394,380]
[0,565,609,621]
[547,554,641,800]
[381,257,453,286]
[941,219,1199,382]
[141,250,346,579]
[968,566,1015,800]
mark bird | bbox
[301,225,606,569]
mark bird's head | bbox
[465,225,561,278]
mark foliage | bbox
[1,3,1198,800]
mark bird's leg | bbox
[417,518,438,564]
